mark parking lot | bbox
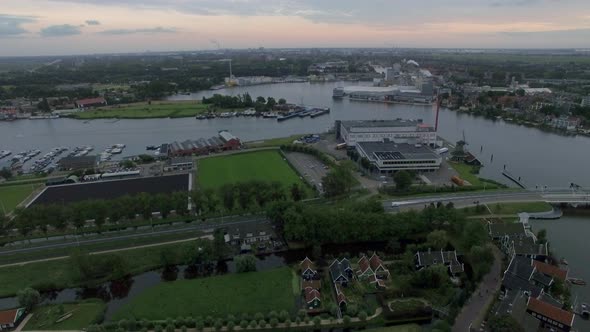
[284,152,329,192]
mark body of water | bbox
[532,215,590,330]
[1,82,589,187]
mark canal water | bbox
[1,82,590,187]
[532,215,590,331]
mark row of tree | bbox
[201,93,286,112]
[6,180,306,239]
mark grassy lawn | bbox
[448,162,499,188]
[0,183,40,213]
[71,101,210,119]
[366,324,423,332]
[244,134,306,148]
[112,267,298,320]
[198,150,305,190]
[0,239,200,297]
[23,300,105,331]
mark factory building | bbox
[355,141,442,173]
[336,120,437,147]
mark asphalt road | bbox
[383,190,544,212]
[284,151,328,192]
[0,217,268,256]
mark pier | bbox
[501,169,526,189]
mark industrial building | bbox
[355,141,442,173]
[340,83,434,104]
[167,130,241,157]
[336,119,437,147]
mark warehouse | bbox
[356,141,441,173]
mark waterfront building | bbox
[337,119,437,147]
[75,97,107,108]
[527,297,574,332]
[355,141,441,173]
[550,115,581,131]
[0,308,26,331]
[414,249,464,276]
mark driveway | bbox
[452,246,503,332]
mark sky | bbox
[1,0,589,56]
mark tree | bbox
[537,229,547,244]
[358,311,367,321]
[393,170,412,191]
[37,98,50,112]
[312,316,321,327]
[213,228,227,260]
[17,287,41,311]
[219,184,236,211]
[278,98,287,105]
[0,167,12,179]
[488,314,524,332]
[290,183,304,202]
[322,164,355,197]
[235,254,257,272]
[426,230,448,249]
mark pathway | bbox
[452,246,503,332]
[13,314,33,332]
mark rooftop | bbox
[489,222,526,238]
[358,142,440,161]
[341,119,430,131]
[527,297,574,327]
[532,260,568,281]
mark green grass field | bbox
[449,162,500,188]
[488,202,553,214]
[0,183,40,213]
[23,300,106,331]
[198,150,305,190]
[71,101,210,119]
[112,267,298,320]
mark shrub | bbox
[195,320,204,332]
[240,320,248,329]
[254,312,264,321]
[227,321,235,331]
[165,323,174,332]
[185,317,195,328]
[278,310,289,323]
[313,316,321,327]
[249,320,257,328]
[214,319,223,331]
[259,319,267,327]
[181,326,187,332]
[359,311,368,321]
[270,318,279,328]
[295,317,301,325]
[205,316,213,327]
[343,315,351,325]
[285,318,291,328]
[154,325,163,332]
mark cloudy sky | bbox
[1,0,589,56]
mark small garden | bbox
[24,299,106,331]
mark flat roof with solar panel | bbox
[358,141,439,161]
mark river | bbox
[1,82,589,187]
[532,215,590,330]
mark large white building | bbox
[337,120,437,147]
[356,141,442,173]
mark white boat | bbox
[113,144,126,149]
[110,148,123,154]
[0,150,12,159]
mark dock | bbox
[502,169,526,189]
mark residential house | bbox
[415,249,464,275]
[550,115,581,131]
[369,253,390,279]
[501,235,548,260]
[335,284,347,311]
[329,258,353,286]
[532,260,568,282]
[0,308,26,331]
[218,130,241,150]
[501,256,546,298]
[300,257,317,280]
[368,274,387,290]
[356,256,374,280]
[527,297,575,332]
[488,222,527,240]
[304,288,321,309]
[301,279,321,292]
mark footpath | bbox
[452,246,503,332]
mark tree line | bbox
[4,180,306,239]
[201,93,286,112]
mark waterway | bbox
[532,215,590,331]
[1,82,589,187]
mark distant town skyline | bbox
[1,0,589,56]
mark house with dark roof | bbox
[501,235,548,260]
[495,291,541,332]
[304,288,321,309]
[300,257,317,280]
[488,222,527,240]
[501,256,546,298]
[329,258,353,286]
[415,249,464,276]
[527,297,575,332]
[0,308,26,331]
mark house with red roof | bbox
[369,252,389,279]
[304,288,321,309]
[75,97,107,108]
[335,284,347,311]
[368,274,387,290]
[526,297,574,332]
[532,260,568,281]
[356,256,374,279]
[0,308,26,331]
